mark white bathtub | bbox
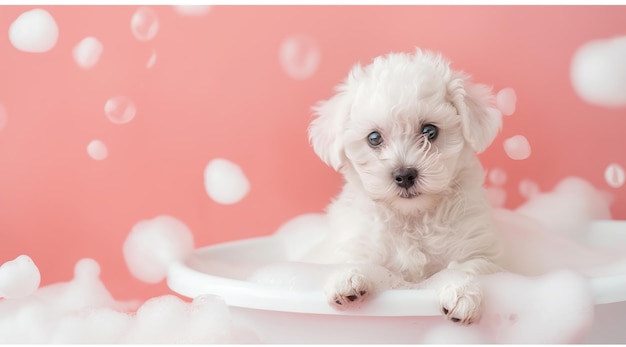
[167,219,626,343]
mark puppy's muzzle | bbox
[392,167,418,189]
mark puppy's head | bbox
[308,49,501,213]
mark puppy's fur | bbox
[307,49,503,324]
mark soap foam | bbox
[1,177,625,343]
[0,255,41,299]
[123,215,195,284]
[0,258,256,343]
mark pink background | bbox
[1,5,625,301]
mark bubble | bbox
[35,258,136,314]
[73,258,101,279]
[104,96,136,124]
[72,37,103,70]
[127,295,190,343]
[0,103,7,131]
[488,168,508,186]
[146,49,157,69]
[186,295,235,343]
[486,187,507,208]
[496,88,517,116]
[50,307,131,343]
[9,8,58,53]
[131,7,159,42]
[503,135,531,160]
[204,158,250,205]
[173,5,211,16]
[604,163,625,188]
[0,255,41,299]
[0,259,255,343]
[515,177,612,242]
[123,215,195,284]
[86,140,108,160]
[279,34,320,80]
[519,179,541,199]
[571,35,626,108]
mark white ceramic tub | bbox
[167,219,626,344]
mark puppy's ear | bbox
[308,87,352,171]
[448,72,502,153]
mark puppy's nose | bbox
[392,167,418,189]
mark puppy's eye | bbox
[367,131,383,147]
[421,124,439,141]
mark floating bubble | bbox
[279,34,320,80]
[146,49,157,69]
[503,135,531,160]
[173,5,211,16]
[496,88,517,116]
[0,255,41,299]
[86,140,108,160]
[571,35,626,108]
[488,168,508,186]
[72,36,103,70]
[123,215,195,283]
[0,102,7,131]
[8,8,58,53]
[204,158,250,204]
[605,163,625,188]
[104,96,136,124]
[519,179,540,199]
[131,7,159,42]
[487,186,507,208]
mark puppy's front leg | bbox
[325,266,371,310]
[418,258,501,325]
[325,264,407,311]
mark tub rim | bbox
[167,220,626,316]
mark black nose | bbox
[392,167,418,189]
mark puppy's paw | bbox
[325,267,372,311]
[437,275,483,325]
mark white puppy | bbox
[307,49,504,325]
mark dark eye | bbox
[367,131,383,147]
[421,124,439,141]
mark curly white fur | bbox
[306,49,504,324]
